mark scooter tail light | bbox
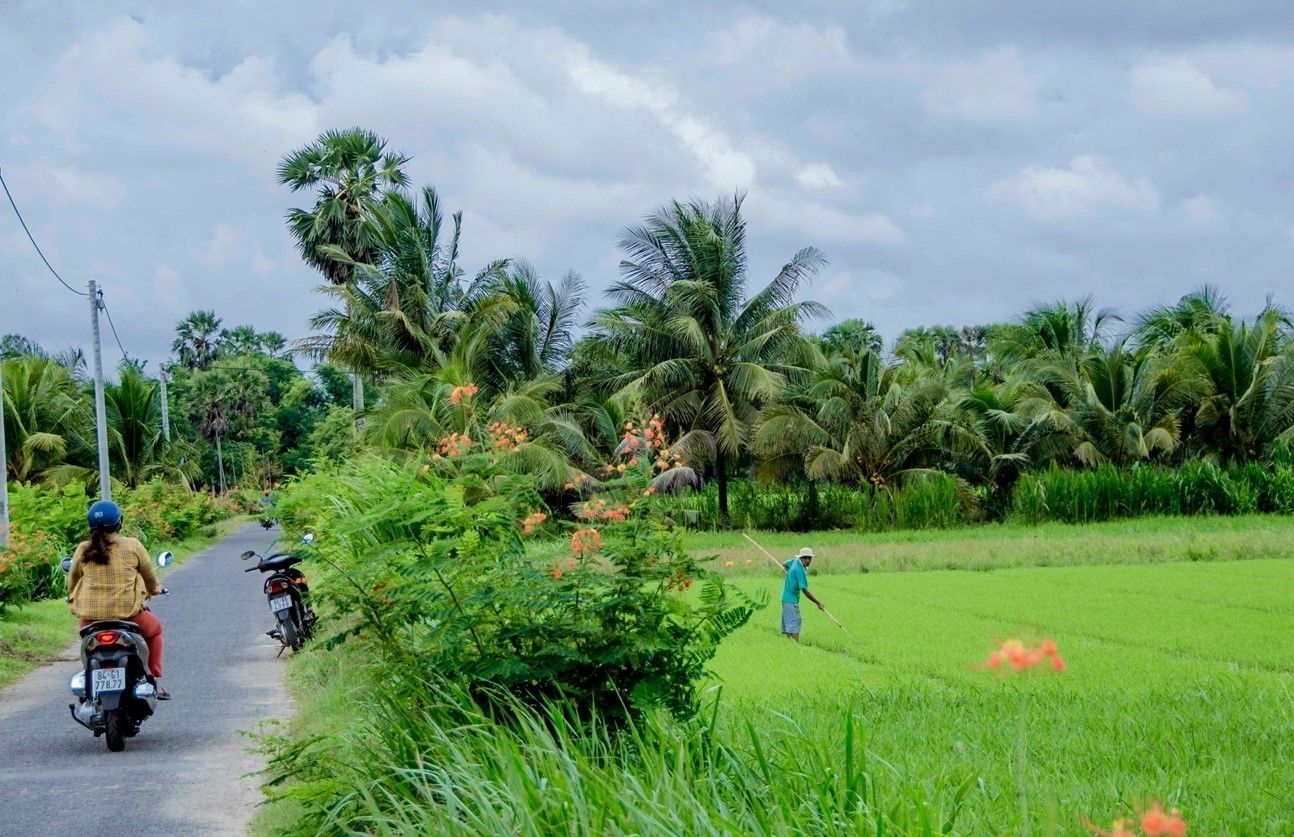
[268,581,290,594]
[95,631,120,645]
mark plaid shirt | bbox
[67,535,161,620]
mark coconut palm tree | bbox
[104,367,199,488]
[172,310,223,371]
[299,186,505,379]
[754,346,981,490]
[590,194,825,525]
[1,355,92,482]
[1186,310,1294,462]
[1040,343,1203,467]
[997,297,1120,361]
[477,260,585,386]
[279,127,410,410]
[1131,285,1231,350]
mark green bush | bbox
[273,454,757,723]
[1,480,237,613]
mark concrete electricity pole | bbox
[0,358,8,550]
[158,369,171,443]
[89,281,112,500]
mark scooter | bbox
[63,551,173,752]
[242,533,316,654]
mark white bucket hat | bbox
[796,547,815,559]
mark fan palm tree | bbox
[172,310,223,371]
[820,319,883,356]
[219,325,261,357]
[590,194,825,525]
[279,127,410,410]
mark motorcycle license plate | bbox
[269,595,293,613]
[91,668,125,696]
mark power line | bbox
[99,293,133,366]
[0,165,88,297]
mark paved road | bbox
[0,523,291,836]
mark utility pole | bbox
[158,369,171,443]
[0,358,9,550]
[215,429,226,494]
[89,281,112,500]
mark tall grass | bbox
[260,660,967,836]
[1009,462,1294,524]
[673,474,976,532]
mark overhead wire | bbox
[99,294,134,366]
[0,164,89,296]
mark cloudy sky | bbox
[4,1,1294,366]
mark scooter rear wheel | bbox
[105,710,126,752]
[278,617,302,651]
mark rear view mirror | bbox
[156,551,174,568]
[301,533,315,545]
[60,558,73,573]
[240,550,257,561]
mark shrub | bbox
[273,454,757,723]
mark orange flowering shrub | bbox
[982,637,1066,673]
[571,527,603,557]
[448,383,479,406]
[521,511,548,535]
[436,432,474,458]
[618,414,686,473]
[488,421,529,452]
[576,498,631,523]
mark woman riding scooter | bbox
[66,500,171,700]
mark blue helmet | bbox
[87,500,123,530]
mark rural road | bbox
[0,523,290,836]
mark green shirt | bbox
[781,558,808,604]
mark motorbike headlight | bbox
[69,671,86,696]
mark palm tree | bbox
[219,325,261,357]
[1131,285,1230,350]
[258,331,291,360]
[1039,343,1202,467]
[2,356,92,482]
[298,186,503,379]
[172,311,224,371]
[104,367,199,488]
[820,319,883,356]
[478,261,585,386]
[1186,310,1294,462]
[998,297,1121,361]
[592,194,825,524]
[279,128,410,411]
[754,346,981,490]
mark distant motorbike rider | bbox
[66,500,171,700]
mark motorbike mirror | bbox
[59,557,73,573]
[301,533,315,545]
[240,550,257,561]
[156,551,174,568]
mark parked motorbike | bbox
[242,533,316,653]
[63,551,173,752]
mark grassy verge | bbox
[0,517,251,689]
[684,513,1294,574]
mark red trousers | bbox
[80,610,164,678]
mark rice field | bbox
[707,554,1294,834]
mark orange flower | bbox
[981,638,1064,675]
[571,527,602,557]
[521,512,548,535]
[628,458,638,467]
[1140,805,1186,837]
[550,565,563,580]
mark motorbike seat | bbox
[257,553,303,573]
[78,619,141,638]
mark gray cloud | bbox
[3,1,1294,365]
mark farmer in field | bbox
[782,547,826,641]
